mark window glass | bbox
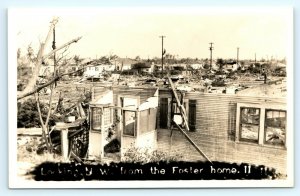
[240,107,260,142]
[265,110,286,146]
[91,107,102,131]
[240,124,259,141]
[241,108,260,125]
[123,111,136,136]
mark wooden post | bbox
[61,129,69,161]
[101,107,104,159]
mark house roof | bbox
[115,58,138,65]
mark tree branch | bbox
[42,37,82,60]
[18,36,82,101]
[17,60,91,100]
[20,18,58,100]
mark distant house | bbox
[190,63,203,70]
[84,63,116,78]
[140,62,155,73]
[84,64,104,78]
[223,62,240,72]
[132,62,155,74]
[115,58,138,71]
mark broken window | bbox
[123,111,136,136]
[236,103,286,148]
[91,107,102,131]
[265,110,286,146]
[239,107,260,142]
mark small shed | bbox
[88,87,159,161]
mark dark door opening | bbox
[160,98,168,128]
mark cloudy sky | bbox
[10,7,292,60]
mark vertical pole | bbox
[209,42,214,70]
[159,36,166,76]
[52,26,57,86]
[237,47,239,65]
[61,129,69,161]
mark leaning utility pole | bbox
[159,35,166,75]
[209,42,214,70]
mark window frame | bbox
[122,109,137,137]
[235,103,286,148]
[239,107,261,143]
[264,109,287,146]
[90,106,102,132]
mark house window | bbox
[91,107,102,131]
[103,108,111,126]
[265,110,286,146]
[236,103,286,148]
[240,107,260,142]
[95,67,99,71]
[123,111,136,136]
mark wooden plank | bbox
[167,76,190,131]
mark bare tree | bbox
[17,18,87,153]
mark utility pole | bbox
[52,24,57,86]
[159,35,166,76]
[209,42,214,70]
[237,47,239,65]
[255,53,256,64]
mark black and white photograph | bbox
[8,7,293,188]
